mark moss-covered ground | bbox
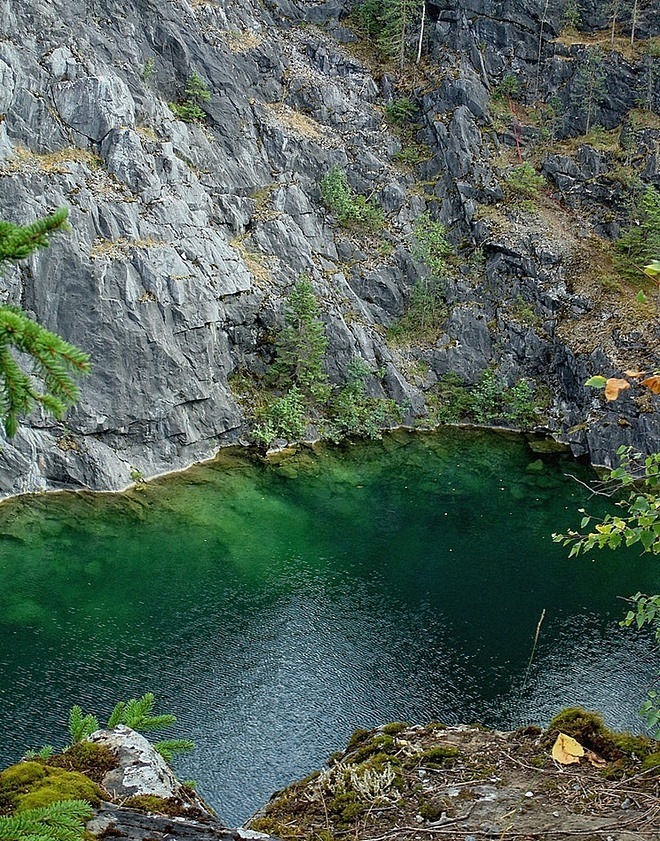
[247,712,659,841]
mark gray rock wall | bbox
[0,0,657,496]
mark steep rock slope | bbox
[0,0,657,496]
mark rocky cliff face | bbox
[0,0,657,496]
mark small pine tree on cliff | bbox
[0,208,90,436]
[268,275,329,402]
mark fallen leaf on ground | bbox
[604,378,631,401]
[552,733,584,765]
[640,376,660,394]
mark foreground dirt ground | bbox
[247,710,659,841]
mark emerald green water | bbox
[0,430,658,823]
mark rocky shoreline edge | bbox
[2,711,658,841]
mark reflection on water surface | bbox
[0,430,657,824]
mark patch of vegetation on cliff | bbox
[248,718,659,841]
[232,277,403,447]
[614,185,660,282]
[422,370,541,430]
[168,72,211,123]
[320,167,384,234]
[387,213,454,344]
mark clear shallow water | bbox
[0,429,658,824]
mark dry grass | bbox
[225,29,263,54]
[250,184,281,223]
[2,146,100,175]
[552,125,623,155]
[135,125,159,142]
[555,228,658,364]
[90,237,162,260]
[264,102,326,142]
[629,108,660,131]
[553,29,657,62]
[230,234,273,285]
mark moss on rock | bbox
[123,795,188,816]
[547,707,657,764]
[0,761,103,814]
[46,742,117,785]
[418,745,459,765]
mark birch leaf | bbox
[604,378,630,401]
[552,732,584,764]
[640,376,660,395]
[585,375,607,388]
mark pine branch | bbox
[0,800,92,841]
[107,693,176,731]
[68,706,99,745]
[0,209,69,264]
[0,305,90,435]
[153,739,195,762]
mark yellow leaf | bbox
[552,732,585,765]
[640,376,660,395]
[604,378,630,401]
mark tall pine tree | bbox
[0,208,90,436]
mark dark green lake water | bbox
[0,430,658,824]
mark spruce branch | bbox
[153,739,195,762]
[68,706,99,745]
[0,800,92,841]
[0,208,69,264]
[106,692,177,731]
[0,208,91,436]
[0,305,90,436]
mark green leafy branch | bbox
[553,447,660,735]
[553,448,660,557]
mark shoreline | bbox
[0,423,577,508]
